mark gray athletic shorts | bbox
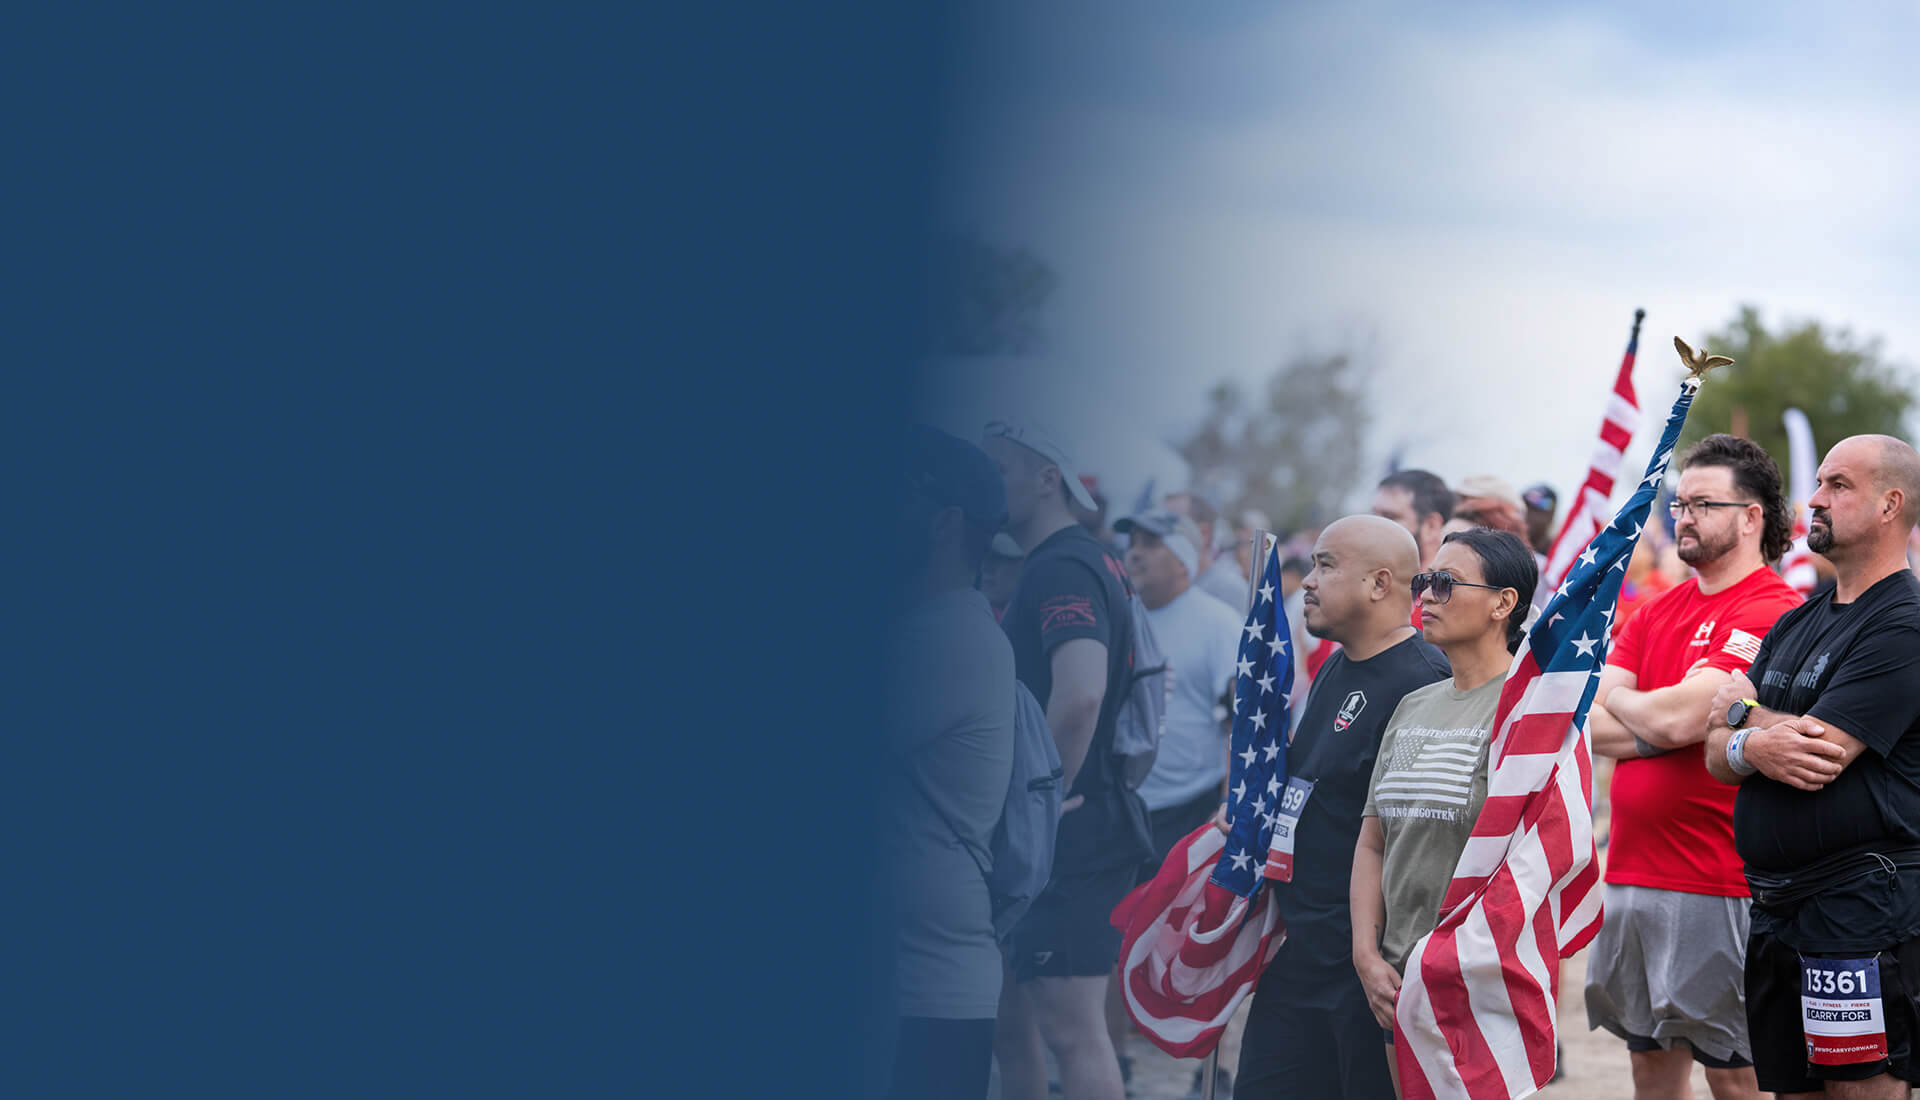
[1584,883,1753,1065]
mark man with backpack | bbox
[884,426,1021,1100]
[984,420,1154,1100]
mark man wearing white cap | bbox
[1115,509,1242,844]
[983,420,1150,1100]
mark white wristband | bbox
[1726,726,1759,777]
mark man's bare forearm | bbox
[1047,696,1101,789]
[1589,704,1641,759]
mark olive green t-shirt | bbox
[1362,674,1504,973]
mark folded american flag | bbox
[1394,373,1704,1100]
[1111,540,1292,1058]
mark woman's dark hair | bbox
[1440,527,1539,653]
[1679,433,1794,562]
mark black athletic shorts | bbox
[1007,862,1136,982]
[1747,929,1920,1093]
[1621,1032,1751,1070]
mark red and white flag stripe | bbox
[1541,334,1641,594]
[1111,825,1286,1058]
[1393,663,1603,1100]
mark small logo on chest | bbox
[1334,690,1367,732]
[1796,652,1831,690]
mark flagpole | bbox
[1199,528,1274,1100]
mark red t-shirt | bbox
[1604,566,1803,896]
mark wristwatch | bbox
[1726,697,1759,729]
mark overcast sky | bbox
[919,0,1920,520]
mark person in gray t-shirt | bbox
[1350,528,1538,1092]
[883,427,1017,1100]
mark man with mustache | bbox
[1584,434,1802,1100]
[1705,435,1920,1098]
[1234,515,1450,1099]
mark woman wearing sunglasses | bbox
[1349,527,1538,1094]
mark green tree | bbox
[1678,305,1916,467]
[1177,350,1372,533]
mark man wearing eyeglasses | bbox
[1583,434,1803,1100]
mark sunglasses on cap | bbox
[1411,570,1508,604]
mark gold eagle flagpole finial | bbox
[1673,336,1733,380]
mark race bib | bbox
[1262,777,1316,883]
[1801,955,1887,1066]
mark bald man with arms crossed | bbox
[1703,436,1920,1099]
[1235,516,1452,1100]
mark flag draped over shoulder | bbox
[1541,312,1644,594]
[1111,540,1293,1058]
[1394,373,1705,1100]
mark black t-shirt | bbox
[1258,634,1450,1005]
[1001,524,1152,873]
[1736,570,1920,951]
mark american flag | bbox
[1541,310,1645,594]
[1393,374,1704,1100]
[1111,539,1293,1058]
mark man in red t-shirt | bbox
[1583,435,1802,1100]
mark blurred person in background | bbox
[1373,470,1455,570]
[1071,476,1116,550]
[1612,534,1674,640]
[1232,507,1276,583]
[1105,508,1245,1092]
[1280,555,1314,706]
[1451,475,1531,545]
[1522,482,1559,558]
[983,421,1150,1100]
[1278,555,1309,602]
[884,427,1019,1100]
[1166,490,1251,609]
[980,533,1025,622]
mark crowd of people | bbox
[889,416,1920,1100]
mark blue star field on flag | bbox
[1211,540,1294,898]
[1532,375,1703,723]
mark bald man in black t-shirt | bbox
[1236,515,1450,1100]
[1705,435,1920,1097]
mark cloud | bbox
[934,2,1920,512]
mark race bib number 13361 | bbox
[1801,955,1887,1067]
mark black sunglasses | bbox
[1411,570,1507,604]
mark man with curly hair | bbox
[1584,433,1803,1100]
